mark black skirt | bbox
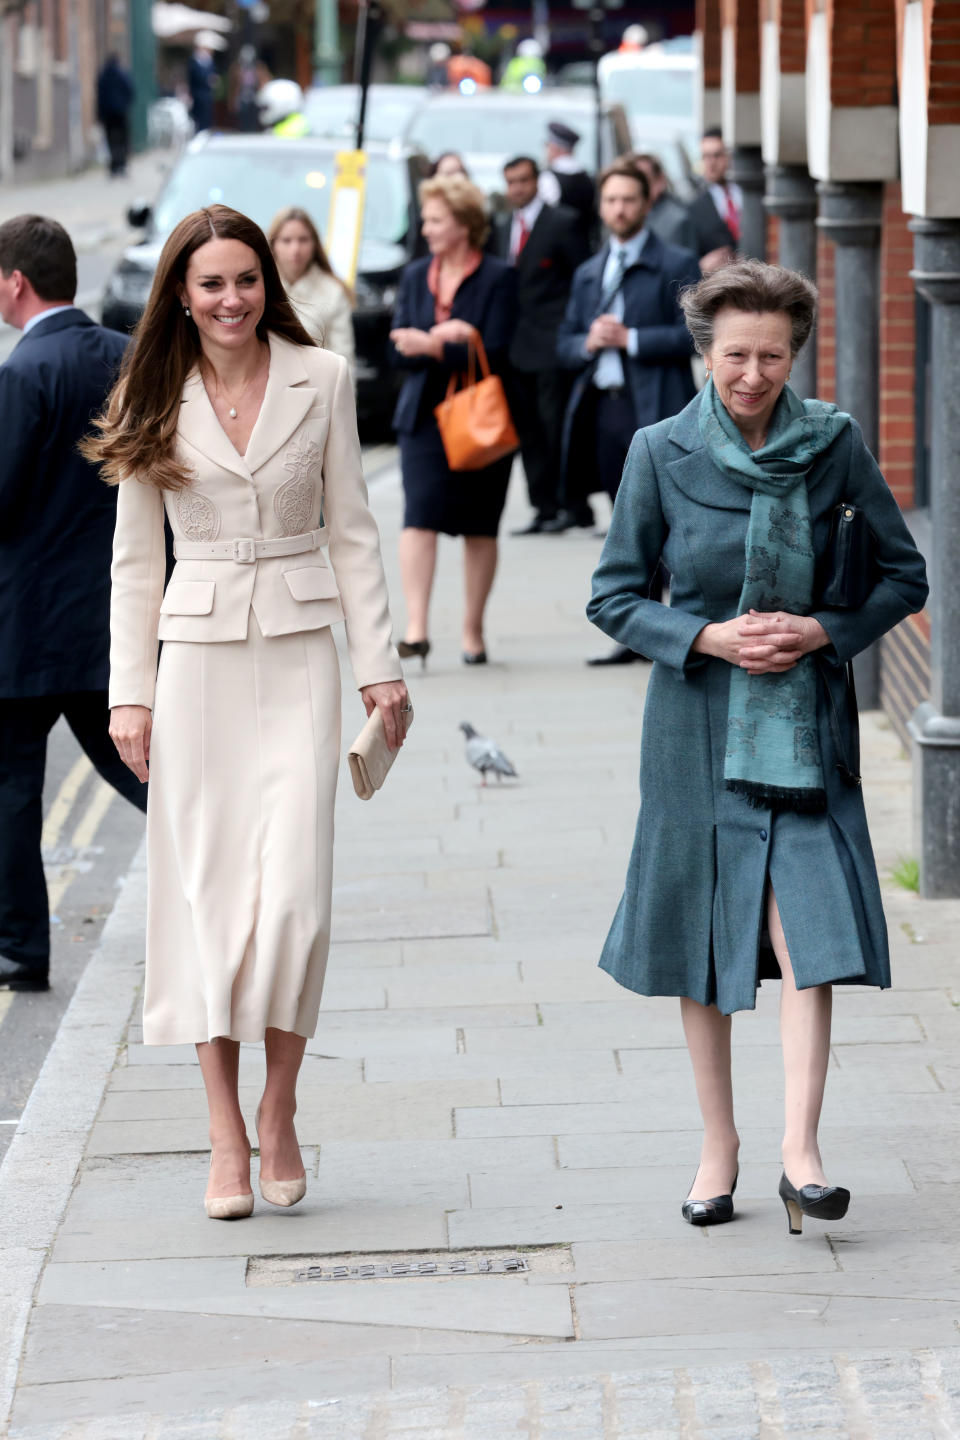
[399,419,513,538]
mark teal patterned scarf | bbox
[698,378,850,813]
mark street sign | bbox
[326,150,367,289]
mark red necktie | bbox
[722,187,740,243]
[515,218,529,261]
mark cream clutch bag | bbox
[348,705,413,800]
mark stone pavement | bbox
[2,463,960,1439]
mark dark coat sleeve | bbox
[441,264,517,374]
[388,265,431,372]
[0,365,43,529]
[631,251,700,362]
[556,271,590,371]
[587,429,709,670]
[810,420,929,663]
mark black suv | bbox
[101,132,429,418]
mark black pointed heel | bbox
[462,650,487,666]
[681,1170,738,1227]
[778,1172,850,1235]
[398,639,430,670]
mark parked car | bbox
[403,88,632,197]
[304,84,428,143]
[101,132,430,419]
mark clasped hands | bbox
[585,314,631,354]
[389,318,476,359]
[693,609,829,675]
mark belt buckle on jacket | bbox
[233,537,257,564]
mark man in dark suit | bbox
[687,128,740,272]
[631,151,734,271]
[556,160,700,663]
[492,155,589,533]
[0,215,146,992]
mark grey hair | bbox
[678,259,818,357]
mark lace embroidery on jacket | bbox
[274,440,320,535]
[176,489,221,542]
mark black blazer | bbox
[491,204,589,372]
[389,254,517,435]
[0,309,128,697]
[687,188,736,255]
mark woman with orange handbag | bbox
[389,175,518,666]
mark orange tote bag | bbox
[434,328,519,472]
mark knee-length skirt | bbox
[399,422,513,538]
[144,616,341,1045]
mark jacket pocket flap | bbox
[283,566,340,602]
[159,580,215,616]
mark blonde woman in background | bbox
[268,206,356,382]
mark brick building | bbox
[697,0,960,893]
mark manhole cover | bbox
[248,1246,573,1287]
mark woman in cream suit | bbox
[268,206,356,383]
[84,205,408,1219]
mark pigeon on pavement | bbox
[459,722,518,786]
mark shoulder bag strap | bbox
[817,656,861,787]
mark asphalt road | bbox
[0,718,146,1164]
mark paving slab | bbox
[3,461,960,1439]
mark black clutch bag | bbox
[818,502,874,610]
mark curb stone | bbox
[0,844,147,1434]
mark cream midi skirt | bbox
[144,616,341,1045]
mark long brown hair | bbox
[83,205,316,491]
[267,205,350,300]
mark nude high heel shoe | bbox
[204,1141,254,1220]
[205,1192,255,1220]
[256,1105,307,1208]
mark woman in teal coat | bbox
[587,260,928,1236]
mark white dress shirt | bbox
[509,197,544,263]
[593,229,648,391]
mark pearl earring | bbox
[183,306,191,318]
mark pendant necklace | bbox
[210,348,266,421]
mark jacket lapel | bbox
[665,394,751,512]
[177,370,252,483]
[243,333,318,475]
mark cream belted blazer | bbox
[109,331,401,709]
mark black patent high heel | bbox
[681,1169,738,1227]
[398,639,430,670]
[779,1171,850,1235]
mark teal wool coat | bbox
[587,391,929,1015]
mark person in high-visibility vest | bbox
[257,79,309,137]
[500,38,546,93]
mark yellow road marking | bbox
[1,770,119,1034]
[40,754,92,852]
[47,780,117,916]
[70,779,115,851]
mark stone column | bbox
[816,180,884,707]
[764,165,818,398]
[731,144,766,260]
[907,218,960,898]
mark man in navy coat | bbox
[556,159,700,661]
[0,214,146,992]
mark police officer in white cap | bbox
[539,121,596,244]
